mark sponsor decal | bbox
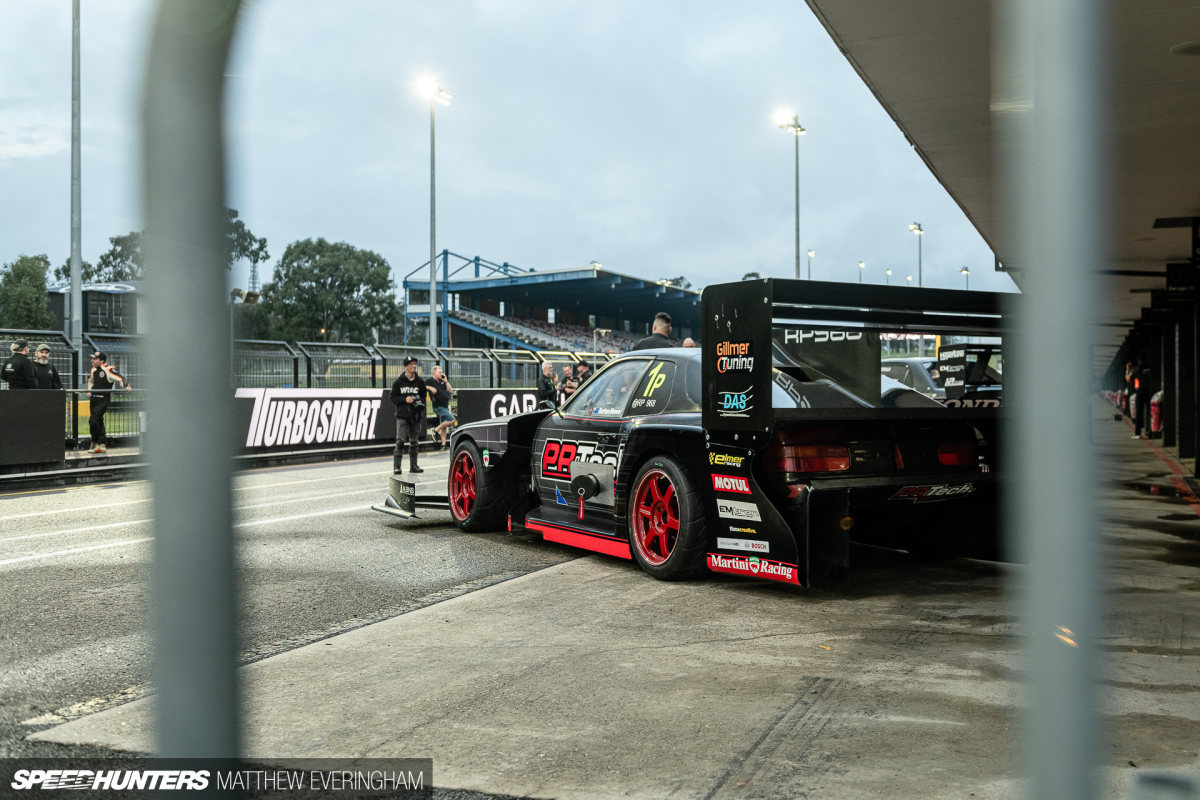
[889,483,977,503]
[711,474,751,494]
[489,392,539,418]
[10,770,210,791]
[940,348,966,361]
[707,553,798,584]
[782,329,864,344]
[482,448,491,467]
[643,362,668,396]
[555,487,568,505]
[236,388,384,448]
[716,498,762,522]
[717,388,754,418]
[941,397,1001,408]
[728,525,757,534]
[541,438,622,480]
[716,340,755,373]
[708,452,746,468]
[717,536,769,553]
[399,483,416,496]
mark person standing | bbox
[2,340,39,389]
[390,356,429,474]
[537,361,559,408]
[575,360,592,388]
[561,363,578,404]
[425,364,455,450]
[682,337,697,348]
[1129,354,1152,440]
[31,344,62,390]
[632,312,675,350]
[87,351,128,454]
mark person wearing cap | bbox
[575,360,592,388]
[2,340,39,389]
[389,356,431,474]
[31,344,62,391]
[87,351,128,454]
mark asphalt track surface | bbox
[0,451,575,784]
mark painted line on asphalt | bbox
[0,538,154,567]
[0,519,152,545]
[0,498,151,522]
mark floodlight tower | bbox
[775,112,806,279]
[908,222,924,287]
[418,76,451,347]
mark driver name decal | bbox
[707,553,798,584]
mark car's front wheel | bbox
[628,456,707,580]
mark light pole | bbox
[960,266,970,289]
[886,268,892,286]
[594,328,612,354]
[858,261,865,284]
[775,112,806,279]
[418,77,451,348]
[906,274,913,287]
[806,249,814,280]
[69,0,82,388]
[908,222,924,287]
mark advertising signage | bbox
[234,388,395,452]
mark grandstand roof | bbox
[403,262,702,332]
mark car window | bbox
[628,359,680,416]
[880,362,913,388]
[564,358,651,417]
[924,361,946,389]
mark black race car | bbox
[375,278,1006,587]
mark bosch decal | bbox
[707,553,798,584]
[715,341,754,373]
[782,329,864,344]
[716,536,769,553]
[711,474,751,494]
[716,498,762,522]
[540,438,622,480]
[708,451,746,468]
[889,483,976,503]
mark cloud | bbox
[0,116,69,160]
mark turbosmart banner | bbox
[235,389,395,452]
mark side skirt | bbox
[525,519,632,560]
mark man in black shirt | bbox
[632,312,675,350]
[425,365,455,450]
[32,343,62,390]
[390,357,430,474]
[574,361,592,388]
[2,339,39,389]
[88,351,128,454]
[1129,354,1152,439]
[537,361,559,408]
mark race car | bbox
[375,278,1006,587]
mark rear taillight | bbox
[763,444,851,473]
[937,441,977,466]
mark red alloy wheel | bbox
[449,450,477,522]
[632,469,680,566]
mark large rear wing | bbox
[700,278,1009,441]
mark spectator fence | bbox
[297,342,377,388]
[375,345,439,387]
[492,349,542,388]
[233,340,299,388]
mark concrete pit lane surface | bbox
[10,403,1200,799]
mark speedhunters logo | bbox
[11,770,210,791]
[716,341,754,373]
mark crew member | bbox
[390,357,429,473]
[561,363,578,404]
[575,361,592,387]
[537,361,559,408]
[88,351,128,454]
[682,337,696,348]
[632,312,675,350]
[1129,354,1152,440]
[31,344,62,390]
[425,364,455,450]
[2,340,38,389]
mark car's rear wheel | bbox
[449,439,518,532]
[628,456,706,580]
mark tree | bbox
[51,207,267,283]
[0,254,56,330]
[260,238,399,343]
[742,271,761,281]
[53,257,98,284]
[660,275,692,289]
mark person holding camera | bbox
[390,356,430,474]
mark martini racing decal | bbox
[711,474,751,494]
[717,387,754,418]
[716,498,762,522]
[540,438,623,480]
[716,341,754,373]
[707,553,799,584]
[889,483,976,503]
[708,451,746,468]
[717,536,769,553]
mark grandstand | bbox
[402,252,701,352]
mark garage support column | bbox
[1163,323,1176,447]
[1179,303,1195,459]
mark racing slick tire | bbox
[628,456,707,580]
[448,439,519,533]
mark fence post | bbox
[143,0,241,759]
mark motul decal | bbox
[711,474,751,494]
[707,553,799,585]
[889,483,976,503]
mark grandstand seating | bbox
[450,307,640,353]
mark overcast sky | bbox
[0,0,1017,297]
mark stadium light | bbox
[806,249,814,280]
[906,274,913,287]
[858,261,865,284]
[589,260,602,269]
[886,268,893,285]
[960,265,970,289]
[417,77,451,347]
[777,112,806,279]
[909,222,924,287]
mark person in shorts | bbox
[390,357,429,474]
[425,364,455,450]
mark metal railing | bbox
[296,341,377,388]
[435,347,495,390]
[233,339,299,388]
[67,388,146,446]
[491,348,543,388]
[0,329,80,389]
[84,332,144,389]
[374,344,439,386]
